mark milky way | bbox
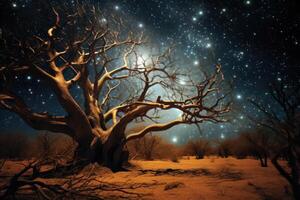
[0,0,299,144]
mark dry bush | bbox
[214,138,234,158]
[182,139,211,159]
[212,128,277,167]
[239,129,276,167]
[127,134,179,161]
[0,132,31,159]
[156,141,180,161]
[127,134,161,160]
[32,132,76,161]
[170,155,179,162]
[0,131,76,162]
[230,135,251,159]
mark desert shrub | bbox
[239,129,276,167]
[33,132,76,161]
[156,141,180,160]
[0,132,30,159]
[127,134,179,160]
[214,138,233,158]
[0,131,76,161]
[212,128,277,167]
[229,135,252,159]
[182,139,211,159]
[127,135,161,160]
[170,155,179,163]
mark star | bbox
[205,43,212,48]
[172,137,178,143]
[100,18,107,24]
[138,23,144,28]
[236,94,242,100]
[114,5,120,10]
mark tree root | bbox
[35,159,90,179]
[0,158,156,200]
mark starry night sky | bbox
[0,0,299,144]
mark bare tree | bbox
[0,3,230,171]
[249,81,300,199]
[240,130,274,167]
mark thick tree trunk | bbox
[90,139,129,171]
[74,129,129,172]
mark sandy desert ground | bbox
[0,157,293,200]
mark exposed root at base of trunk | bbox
[35,159,90,179]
